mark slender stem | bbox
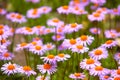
[55,26,58,54]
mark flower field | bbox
[0,0,120,80]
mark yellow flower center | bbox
[35,46,42,50]
[32,9,38,15]
[95,66,103,71]
[20,42,27,47]
[43,64,51,70]
[71,23,77,28]
[74,73,81,77]
[80,35,87,41]
[0,30,4,35]
[3,52,10,57]
[16,14,22,19]
[58,53,65,58]
[23,66,32,71]
[31,41,37,46]
[94,49,103,55]
[86,59,95,64]
[117,69,120,75]
[93,13,100,17]
[105,40,113,44]
[7,64,15,70]
[62,6,69,10]
[47,55,55,59]
[114,77,120,80]
[69,39,76,45]
[52,19,59,23]
[76,45,83,49]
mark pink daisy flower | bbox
[16,42,29,51]
[26,8,41,18]
[80,58,101,70]
[76,35,94,46]
[6,13,27,23]
[101,40,117,48]
[64,23,83,33]
[89,66,110,76]
[56,53,70,62]
[0,8,6,15]
[88,12,105,21]
[44,28,54,35]
[89,47,108,60]
[62,39,78,49]
[32,25,45,35]
[29,45,46,55]
[105,30,119,39]
[89,27,101,34]
[99,74,113,80]
[41,54,56,63]
[47,18,64,27]
[71,7,88,15]
[52,34,65,41]
[44,43,55,51]
[19,66,36,76]
[69,72,86,80]
[39,6,52,14]
[57,5,72,14]
[110,8,120,15]
[1,62,20,76]
[70,44,89,53]
[0,39,11,46]
[37,63,57,74]
[0,51,14,60]
[29,40,43,46]
[0,29,10,40]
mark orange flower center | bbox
[76,45,83,49]
[47,44,52,48]
[47,55,55,59]
[79,10,84,13]
[58,53,65,58]
[69,39,76,45]
[0,25,4,29]
[93,13,100,17]
[0,8,2,12]
[113,9,118,12]
[117,69,120,75]
[71,23,77,28]
[43,64,51,70]
[3,53,10,57]
[58,28,62,32]
[106,40,113,44]
[20,42,27,47]
[7,64,15,70]
[82,0,87,2]
[1,39,6,43]
[0,30,4,35]
[102,8,106,11]
[52,19,59,23]
[114,77,120,80]
[93,29,98,33]
[62,6,69,10]
[104,76,109,79]
[32,9,38,15]
[96,10,102,14]
[35,46,42,50]
[25,27,32,32]
[80,35,87,41]
[36,25,41,28]
[56,34,61,39]
[43,8,47,11]
[95,66,103,71]
[74,73,81,77]
[86,59,95,64]
[94,49,103,55]
[31,41,37,46]
[75,7,79,10]
[23,66,32,71]
[16,14,22,19]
